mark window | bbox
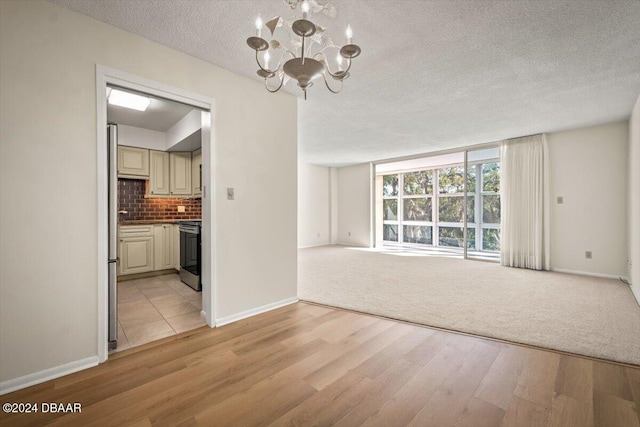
[479,161,500,251]
[380,154,500,255]
[382,175,399,242]
[463,161,500,253]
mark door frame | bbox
[95,65,216,363]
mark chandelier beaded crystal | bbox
[246,0,361,99]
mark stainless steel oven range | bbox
[178,220,201,291]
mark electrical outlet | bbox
[585,251,592,259]
[227,187,234,200]
[177,205,185,213]
[348,232,351,236]
[557,196,564,204]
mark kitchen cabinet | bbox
[119,224,181,277]
[119,237,154,275]
[118,225,154,275]
[192,148,202,196]
[147,148,201,198]
[118,146,149,178]
[173,224,181,271]
[149,150,170,196]
[154,224,174,271]
[170,152,192,195]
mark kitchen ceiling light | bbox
[108,89,151,111]
[247,0,361,100]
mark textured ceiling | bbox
[51,0,640,166]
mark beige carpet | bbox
[298,245,640,365]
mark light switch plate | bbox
[227,187,235,200]
[177,205,186,213]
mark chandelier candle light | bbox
[246,0,361,99]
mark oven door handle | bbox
[179,226,200,234]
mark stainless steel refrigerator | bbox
[107,124,118,350]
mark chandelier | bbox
[246,0,361,99]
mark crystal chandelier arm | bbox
[322,72,343,94]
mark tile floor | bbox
[113,273,205,352]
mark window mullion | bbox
[434,169,439,247]
[475,164,481,251]
[398,173,404,243]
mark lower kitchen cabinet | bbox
[154,224,174,270]
[119,224,180,277]
[173,224,181,270]
[119,236,154,275]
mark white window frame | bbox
[475,159,501,253]
[400,170,434,245]
[381,158,500,254]
[382,174,400,242]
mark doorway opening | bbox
[96,66,215,362]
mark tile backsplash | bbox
[118,179,201,221]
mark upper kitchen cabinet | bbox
[149,150,170,196]
[170,152,192,195]
[118,146,149,178]
[192,148,202,196]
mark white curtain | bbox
[500,134,550,270]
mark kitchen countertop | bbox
[119,219,201,226]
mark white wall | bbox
[629,96,640,303]
[166,109,201,150]
[0,0,297,385]
[337,163,373,247]
[117,124,167,150]
[298,164,331,248]
[330,167,338,243]
[548,121,629,277]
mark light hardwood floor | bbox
[1,302,639,426]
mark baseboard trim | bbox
[0,356,99,395]
[335,241,370,247]
[551,268,624,280]
[117,269,178,282]
[215,297,299,327]
[298,243,331,249]
[631,284,640,306]
[200,310,214,326]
